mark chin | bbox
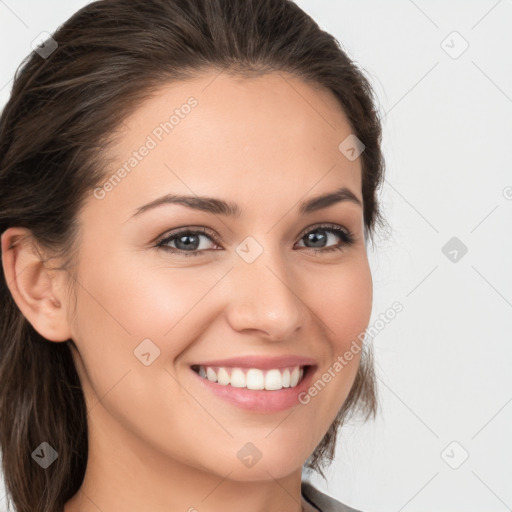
[207,447,306,482]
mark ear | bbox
[1,227,73,342]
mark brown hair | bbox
[0,0,388,510]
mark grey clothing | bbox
[301,481,363,512]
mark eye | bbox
[295,223,355,254]
[155,223,356,257]
[155,226,220,257]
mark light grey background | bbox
[1,1,511,511]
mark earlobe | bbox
[1,227,73,343]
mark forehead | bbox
[86,71,363,224]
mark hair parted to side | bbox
[0,0,388,510]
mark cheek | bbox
[74,243,217,342]
[289,256,372,442]
[309,255,373,352]
[69,251,237,406]
[116,265,228,353]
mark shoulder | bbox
[301,481,364,512]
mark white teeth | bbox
[290,367,300,387]
[281,368,291,388]
[206,367,217,382]
[217,367,230,386]
[195,365,306,390]
[265,369,284,390]
[246,368,265,390]
[230,368,246,388]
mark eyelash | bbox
[155,223,356,258]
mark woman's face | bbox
[66,71,372,482]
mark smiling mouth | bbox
[190,364,311,391]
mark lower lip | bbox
[190,366,316,413]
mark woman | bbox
[0,1,387,511]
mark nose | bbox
[224,247,304,342]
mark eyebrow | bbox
[129,186,362,219]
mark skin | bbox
[1,71,373,512]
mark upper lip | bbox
[191,355,317,370]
